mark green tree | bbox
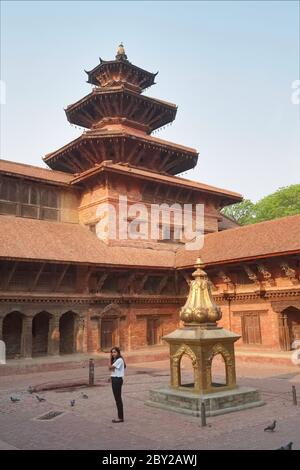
[221,184,300,225]
[251,184,300,223]
[221,199,255,225]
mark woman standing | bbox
[108,346,126,423]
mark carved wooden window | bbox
[235,268,253,285]
[241,313,262,344]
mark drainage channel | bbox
[33,410,66,421]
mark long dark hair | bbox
[110,346,126,368]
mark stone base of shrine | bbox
[146,386,264,417]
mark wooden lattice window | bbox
[0,178,18,215]
[40,188,59,220]
[0,177,60,221]
[20,184,39,218]
[0,178,18,201]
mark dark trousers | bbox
[111,377,124,420]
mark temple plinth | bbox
[146,258,264,416]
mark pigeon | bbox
[70,399,75,407]
[264,420,277,432]
[81,393,88,399]
[10,396,20,402]
[276,442,293,450]
[35,395,46,402]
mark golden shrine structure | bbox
[147,258,264,416]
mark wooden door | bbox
[147,318,160,346]
[241,313,261,345]
[278,314,290,351]
[101,319,114,351]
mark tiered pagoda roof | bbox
[86,59,157,90]
[85,43,157,92]
[44,44,198,174]
[44,124,198,174]
[65,87,177,132]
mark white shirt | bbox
[111,357,125,377]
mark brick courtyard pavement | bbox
[0,356,299,450]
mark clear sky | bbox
[0,0,299,202]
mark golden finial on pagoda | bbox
[179,257,222,325]
[116,42,128,61]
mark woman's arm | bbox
[108,356,116,370]
[109,358,122,371]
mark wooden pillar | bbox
[278,313,291,351]
[0,316,3,341]
[115,318,120,348]
[21,316,33,358]
[48,316,60,355]
[76,317,85,353]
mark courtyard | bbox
[0,356,299,450]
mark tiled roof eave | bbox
[0,159,74,185]
[71,162,242,200]
[0,255,173,269]
[0,170,72,187]
[1,246,298,270]
[176,249,300,270]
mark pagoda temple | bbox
[45,44,196,175]
[0,45,299,362]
